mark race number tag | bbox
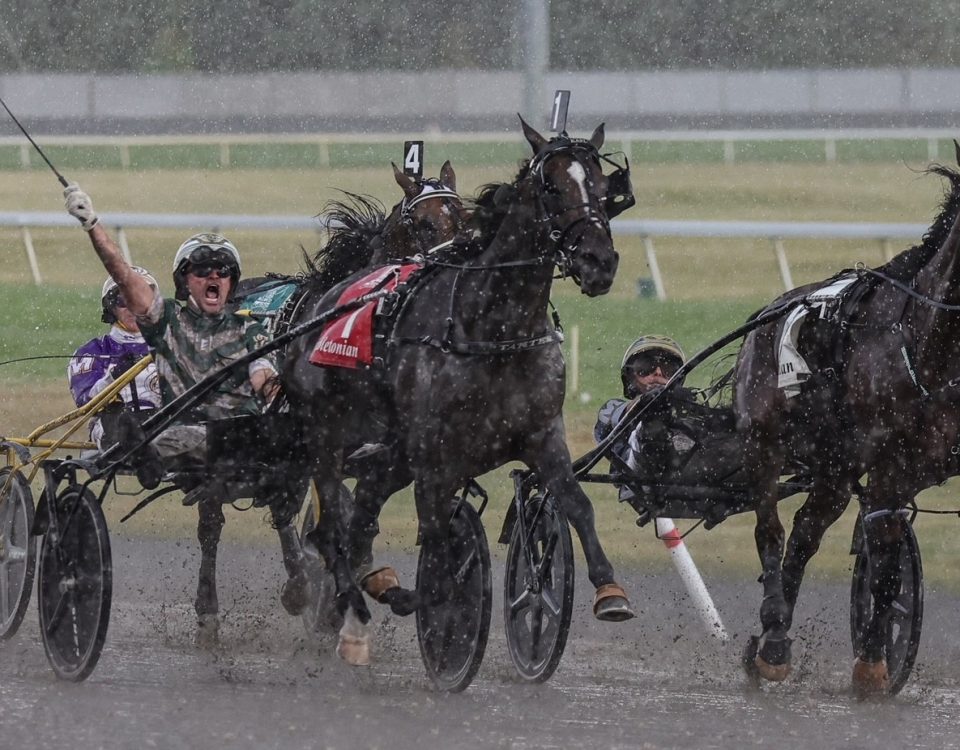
[550,90,570,133]
[403,140,424,177]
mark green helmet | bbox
[620,334,686,397]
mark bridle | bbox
[397,178,464,255]
[527,138,632,283]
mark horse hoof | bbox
[280,571,309,616]
[593,582,635,622]
[754,635,792,682]
[852,658,889,697]
[337,633,371,666]
[360,566,401,603]
[195,614,220,649]
[755,655,791,682]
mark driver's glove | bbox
[64,183,99,231]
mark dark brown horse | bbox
[191,163,466,645]
[281,119,633,664]
[733,157,960,694]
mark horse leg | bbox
[195,496,225,648]
[531,422,630,622]
[307,469,371,665]
[274,501,310,616]
[410,471,456,608]
[350,461,419,616]
[759,477,853,682]
[852,483,908,696]
[781,480,852,610]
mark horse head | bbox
[519,116,624,296]
[385,161,467,258]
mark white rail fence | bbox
[1,211,927,297]
[0,128,958,169]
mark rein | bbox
[860,266,960,312]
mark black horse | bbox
[191,163,466,644]
[281,118,634,665]
[733,155,960,695]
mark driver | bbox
[62,185,277,467]
[595,335,691,491]
[67,267,163,450]
[595,335,742,493]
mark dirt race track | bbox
[2,529,960,750]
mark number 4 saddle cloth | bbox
[309,263,420,369]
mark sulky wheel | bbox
[0,468,37,640]
[38,483,112,681]
[415,499,492,693]
[850,516,923,695]
[503,490,574,683]
[298,485,348,638]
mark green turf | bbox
[0,136,954,174]
[128,144,223,170]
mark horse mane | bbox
[302,192,387,291]
[462,161,533,251]
[877,163,960,279]
[918,164,960,253]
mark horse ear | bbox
[392,161,419,199]
[589,123,606,151]
[439,160,456,191]
[519,114,548,155]
[954,139,960,167]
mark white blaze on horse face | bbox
[565,161,605,230]
[566,161,590,205]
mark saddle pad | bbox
[777,274,858,398]
[309,264,418,369]
[237,283,298,316]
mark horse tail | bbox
[304,192,387,291]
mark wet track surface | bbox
[3,531,960,749]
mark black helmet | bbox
[620,335,686,398]
[172,233,242,301]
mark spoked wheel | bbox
[415,500,492,693]
[0,468,36,640]
[298,486,348,638]
[38,483,112,681]
[850,517,923,695]
[503,490,574,682]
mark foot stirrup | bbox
[360,566,401,602]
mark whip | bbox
[0,94,69,187]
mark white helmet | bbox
[172,233,242,300]
[101,266,159,323]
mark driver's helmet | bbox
[101,266,159,324]
[172,233,242,301]
[620,334,686,398]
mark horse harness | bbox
[791,265,960,463]
[526,136,633,284]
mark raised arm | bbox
[64,184,155,316]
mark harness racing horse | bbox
[282,118,634,667]
[191,163,465,646]
[734,155,960,695]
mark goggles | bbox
[188,263,233,279]
[628,352,682,378]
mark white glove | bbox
[63,183,99,231]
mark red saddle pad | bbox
[309,264,418,369]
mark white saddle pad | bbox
[777,275,858,398]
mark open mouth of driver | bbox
[204,281,222,302]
